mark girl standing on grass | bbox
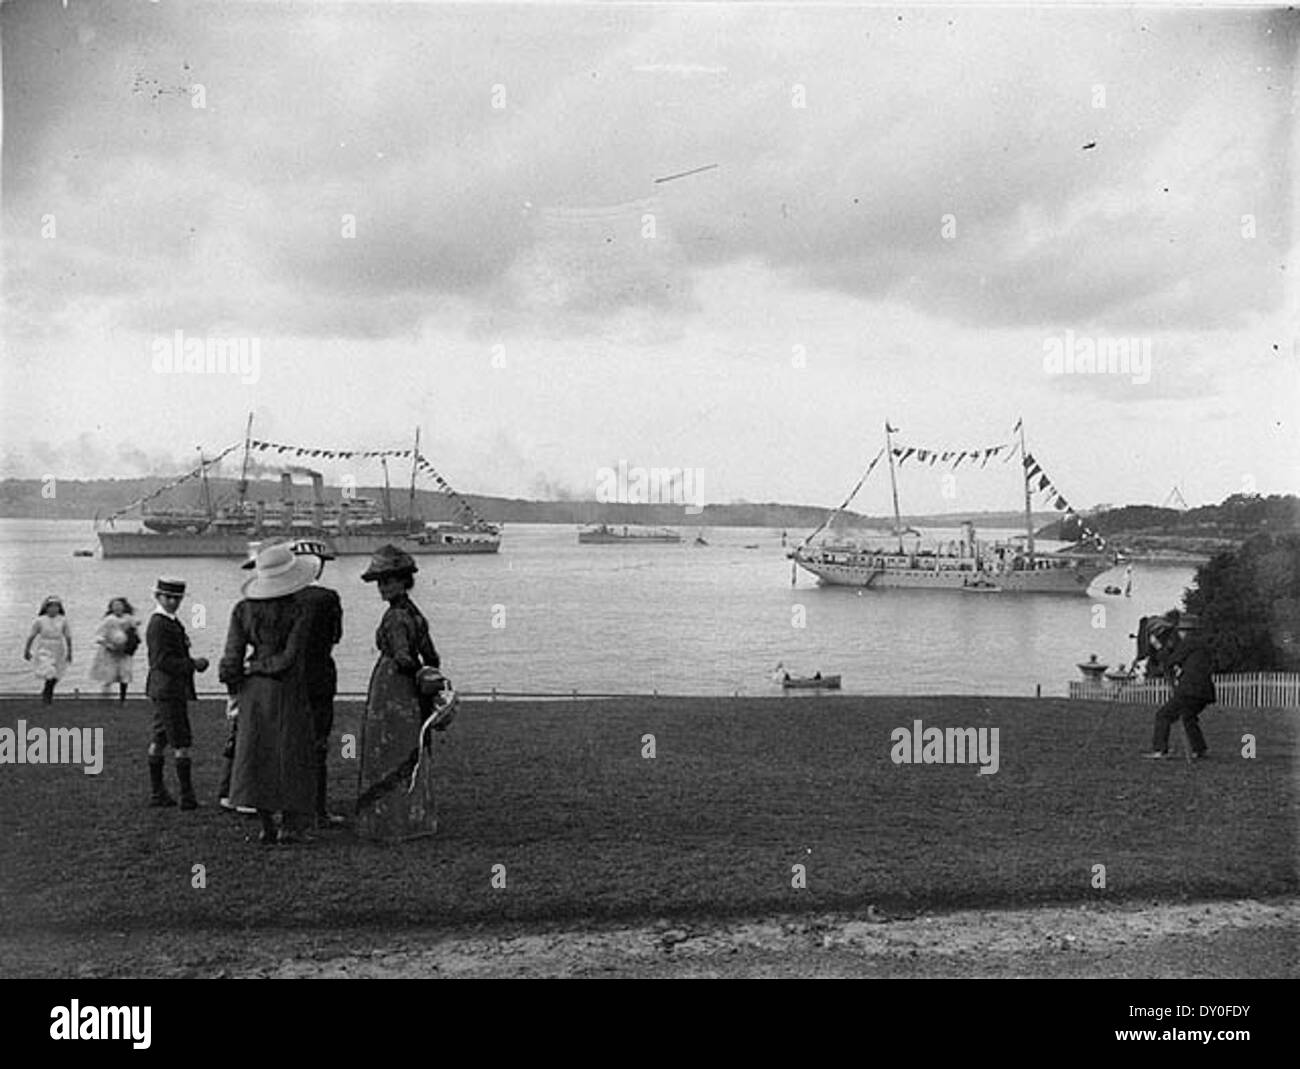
[24,596,72,705]
[91,597,139,702]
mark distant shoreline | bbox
[0,479,1065,533]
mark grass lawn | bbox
[0,693,1295,971]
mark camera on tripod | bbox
[1131,610,1201,677]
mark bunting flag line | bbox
[105,438,492,529]
[893,440,1012,470]
[882,435,1106,552]
[248,439,422,463]
[800,446,887,549]
[103,442,243,522]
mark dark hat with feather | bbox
[361,544,418,582]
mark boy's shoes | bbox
[237,805,258,816]
[149,791,178,807]
[1140,751,1170,760]
[218,796,236,811]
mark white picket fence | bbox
[1069,672,1300,708]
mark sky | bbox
[2,0,1297,519]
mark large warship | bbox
[96,420,501,559]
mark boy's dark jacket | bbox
[145,612,199,701]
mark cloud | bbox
[5,4,1291,347]
[0,435,192,480]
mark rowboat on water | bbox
[773,662,842,689]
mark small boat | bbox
[781,673,842,690]
[72,549,95,557]
[960,576,1001,592]
[773,662,841,689]
[578,524,682,544]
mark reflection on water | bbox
[0,520,1196,698]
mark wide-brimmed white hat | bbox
[240,544,317,601]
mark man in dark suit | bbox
[1143,612,1216,760]
[288,540,345,828]
[145,577,210,808]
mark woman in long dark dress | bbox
[220,545,318,845]
[356,545,442,842]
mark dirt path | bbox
[6,897,1293,978]
[231,897,1298,979]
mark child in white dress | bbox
[24,596,72,704]
[91,597,139,702]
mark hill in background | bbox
[0,475,855,530]
[1036,493,1300,557]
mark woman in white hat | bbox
[219,544,319,844]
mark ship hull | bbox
[578,533,682,544]
[793,554,1103,594]
[98,531,500,559]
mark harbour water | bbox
[0,520,1196,698]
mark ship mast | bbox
[381,457,393,521]
[237,411,254,509]
[1018,418,1035,562]
[407,426,420,534]
[196,446,213,519]
[885,421,904,551]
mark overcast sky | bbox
[2,1,1296,517]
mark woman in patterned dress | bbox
[91,597,139,702]
[355,545,442,842]
[24,596,72,704]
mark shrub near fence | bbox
[1068,672,1300,708]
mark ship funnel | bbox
[962,520,976,557]
[280,472,294,525]
[310,472,324,527]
